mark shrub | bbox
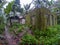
[33,25,60,45]
[21,34,39,44]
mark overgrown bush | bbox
[33,25,60,45]
[21,33,39,44]
[9,22,60,45]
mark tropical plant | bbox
[4,1,14,15]
[33,25,60,45]
[21,34,39,44]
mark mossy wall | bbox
[25,14,32,27]
[25,7,57,30]
[35,8,46,30]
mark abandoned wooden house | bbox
[7,15,25,26]
[25,7,57,30]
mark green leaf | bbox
[4,1,14,14]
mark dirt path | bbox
[4,26,32,45]
[5,26,17,45]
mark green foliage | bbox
[4,1,14,14]
[0,16,4,23]
[9,22,60,45]
[21,34,39,44]
[0,16,5,34]
[0,24,5,34]
[52,25,60,31]
[33,25,60,44]
[9,23,26,34]
[9,23,60,45]
[53,7,59,12]
[16,25,25,34]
